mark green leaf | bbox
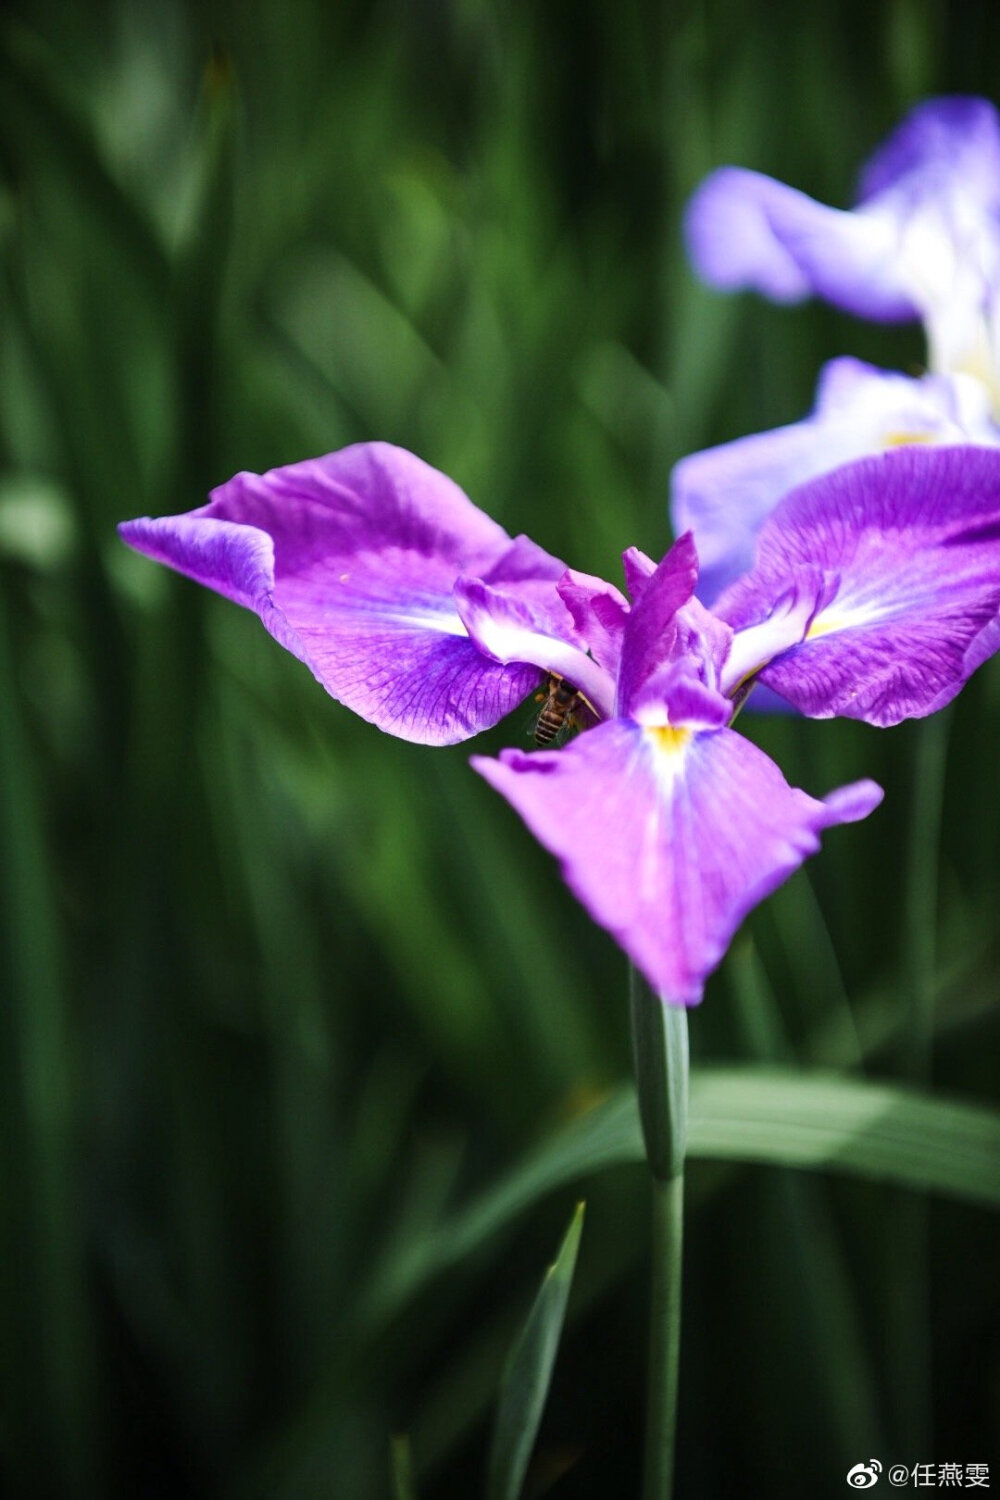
[688,1069,1000,1200]
[364,1069,1000,1327]
[486,1202,585,1500]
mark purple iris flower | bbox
[672,356,999,603]
[685,97,1000,402]
[120,440,1000,1003]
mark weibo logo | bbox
[846,1461,883,1489]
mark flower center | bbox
[646,724,692,755]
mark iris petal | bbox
[715,445,1000,725]
[856,96,1000,208]
[473,723,882,1004]
[453,577,615,720]
[616,534,698,715]
[120,442,566,745]
[685,98,1000,391]
[556,569,629,675]
[685,167,913,320]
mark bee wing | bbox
[571,695,600,733]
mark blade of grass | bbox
[405,1182,640,1485]
[486,1202,584,1500]
[390,1434,417,1500]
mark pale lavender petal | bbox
[473,724,882,1005]
[453,577,616,720]
[684,169,813,303]
[672,413,842,605]
[856,97,1000,208]
[686,99,1000,388]
[857,100,1000,385]
[672,358,1000,603]
[685,167,914,320]
[715,445,1000,725]
[120,442,564,745]
[616,534,698,715]
[815,358,1000,438]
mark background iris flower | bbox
[677,98,1000,602]
[685,96,1000,404]
[121,440,1000,1004]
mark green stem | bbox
[644,1173,685,1500]
[629,967,689,1500]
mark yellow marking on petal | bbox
[807,599,887,640]
[805,612,841,640]
[882,430,933,448]
[646,724,692,755]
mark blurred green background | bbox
[1,0,999,1495]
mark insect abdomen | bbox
[534,676,580,746]
[535,705,566,745]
